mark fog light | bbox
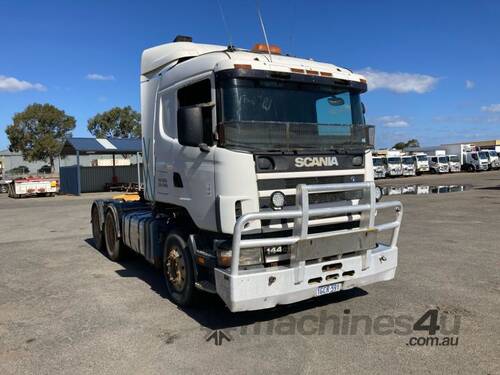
[270,191,285,210]
[352,155,363,166]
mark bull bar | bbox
[230,182,403,276]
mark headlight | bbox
[217,247,263,267]
[270,191,285,210]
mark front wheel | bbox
[467,165,475,173]
[163,231,195,307]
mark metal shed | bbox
[59,137,142,195]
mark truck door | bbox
[155,76,217,231]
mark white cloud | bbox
[465,80,475,89]
[356,68,439,94]
[86,73,115,81]
[374,115,410,128]
[0,75,46,92]
[481,103,500,113]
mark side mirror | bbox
[361,102,366,114]
[177,106,205,148]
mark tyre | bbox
[163,231,196,307]
[0,184,7,194]
[467,165,475,173]
[375,186,382,202]
[91,205,105,251]
[104,209,123,261]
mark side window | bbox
[177,79,213,145]
[161,95,173,136]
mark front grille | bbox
[257,175,359,190]
[258,174,364,210]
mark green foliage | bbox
[5,103,76,168]
[87,106,141,138]
[393,139,420,150]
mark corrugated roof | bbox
[60,137,141,155]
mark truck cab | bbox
[463,151,489,172]
[429,156,449,173]
[385,155,403,177]
[401,156,416,176]
[90,38,403,312]
[485,150,500,170]
[447,154,461,172]
[413,153,429,174]
[372,156,386,179]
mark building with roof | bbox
[58,137,142,195]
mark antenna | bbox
[256,0,272,62]
[216,0,233,48]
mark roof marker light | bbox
[291,68,305,74]
[320,71,333,77]
[306,70,319,75]
[234,64,252,70]
[252,44,282,55]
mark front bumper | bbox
[214,181,403,312]
[215,244,397,312]
[402,169,415,176]
[449,164,461,172]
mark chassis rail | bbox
[231,182,402,276]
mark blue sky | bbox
[1,0,500,149]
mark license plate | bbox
[316,283,342,296]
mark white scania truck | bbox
[90,37,403,312]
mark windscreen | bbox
[416,155,428,161]
[449,155,460,162]
[479,151,489,159]
[219,77,370,151]
[388,157,401,164]
[489,150,497,156]
[373,158,384,166]
[438,156,448,163]
[402,157,414,165]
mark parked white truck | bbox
[372,156,386,179]
[89,37,403,312]
[385,151,403,177]
[484,150,500,170]
[401,155,416,176]
[447,155,461,172]
[442,143,487,172]
[412,153,429,174]
[428,155,450,173]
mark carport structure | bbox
[59,137,142,195]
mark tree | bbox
[5,103,76,170]
[87,106,141,138]
[393,139,420,150]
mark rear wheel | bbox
[104,210,123,261]
[91,205,104,251]
[163,231,195,307]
